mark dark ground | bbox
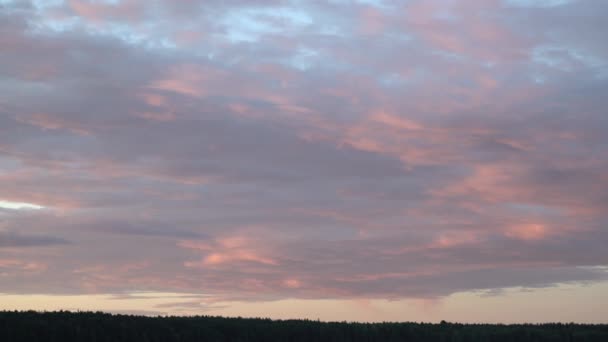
[1,311,607,342]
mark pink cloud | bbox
[405,0,530,61]
[505,223,549,241]
[370,111,423,131]
[0,259,47,273]
[180,236,279,268]
[67,0,145,23]
[282,278,302,289]
[359,7,386,35]
[16,113,92,136]
[433,231,481,248]
[149,64,214,98]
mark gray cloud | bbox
[0,231,70,248]
[0,0,606,303]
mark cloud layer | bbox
[1,0,607,308]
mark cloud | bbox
[0,231,70,248]
[0,0,606,309]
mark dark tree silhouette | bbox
[0,311,606,342]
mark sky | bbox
[0,0,607,323]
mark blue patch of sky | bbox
[379,73,407,87]
[286,47,320,71]
[27,12,176,50]
[328,0,389,9]
[504,0,575,8]
[31,0,64,9]
[532,45,608,79]
[220,7,313,43]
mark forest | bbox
[1,311,607,342]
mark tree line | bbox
[1,311,607,342]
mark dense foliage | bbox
[1,311,607,342]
